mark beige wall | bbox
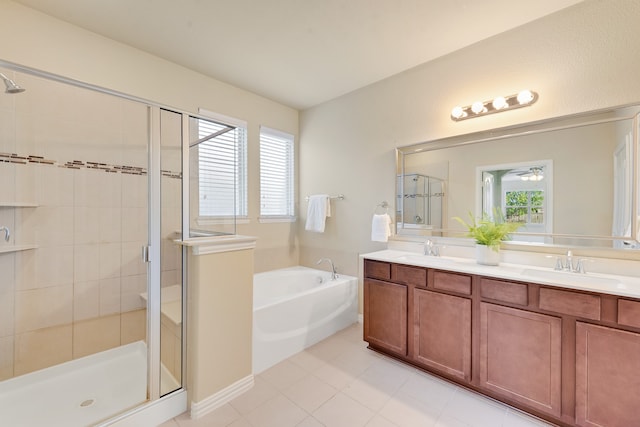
[298,0,640,277]
[0,0,300,273]
[187,247,254,403]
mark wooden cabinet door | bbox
[576,322,640,427]
[413,288,471,381]
[479,303,562,418]
[363,279,407,356]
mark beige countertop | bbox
[361,249,640,299]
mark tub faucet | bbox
[0,226,9,242]
[316,258,338,280]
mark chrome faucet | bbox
[316,258,338,280]
[555,250,586,273]
[424,239,440,256]
[574,259,586,274]
[565,250,573,271]
[0,226,9,242]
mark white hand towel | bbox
[305,194,331,232]
[371,213,392,242]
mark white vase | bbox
[475,244,500,266]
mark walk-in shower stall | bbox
[0,64,231,425]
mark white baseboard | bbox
[99,389,187,427]
[190,375,254,419]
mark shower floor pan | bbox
[0,341,147,427]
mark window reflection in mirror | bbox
[478,161,552,244]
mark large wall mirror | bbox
[396,105,640,250]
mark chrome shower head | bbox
[0,73,25,94]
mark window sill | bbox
[258,216,297,224]
[196,216,250,226]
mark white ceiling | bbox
[15,0,583,110]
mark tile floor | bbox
[159,323,553,427]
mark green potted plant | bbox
[453,210,522,265]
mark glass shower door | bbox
[158,108,184,396]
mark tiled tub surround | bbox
[361,248,640,426]
[0,72,183,381]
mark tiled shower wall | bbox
[0,70,182,380]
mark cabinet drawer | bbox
[432,271,471,295]
[364,260,391,281]
[539,287,600,320]
[618,299,640,328]
[393,264,426,286]
[480,278,528,306]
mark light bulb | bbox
[517,90,534,105]
[471,101,486,114]
[492,96,507,110]
[451,106,465,119]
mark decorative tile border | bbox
[0,152,181,179]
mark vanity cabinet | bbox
[479,303,562,418]
[575,322,640,427]
[363,256,640,427]
[363,278,407,356]
[413,288,471,381]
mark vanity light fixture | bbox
[470,101,486,114]
[451,90,538,121]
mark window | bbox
[196,112,247,218]
[260,126,294,219]
[505,190,545,224]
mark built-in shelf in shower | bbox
[0,202,38,207]
[0,245,38,254]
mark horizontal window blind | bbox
[260,127,294,217]
[198,118,247,217]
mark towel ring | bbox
[375,201,389,214]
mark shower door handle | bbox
[141,245,151,263]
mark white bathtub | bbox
[253,266,358,373]
[0,341,147,427]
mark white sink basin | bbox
[521,269,620,287]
